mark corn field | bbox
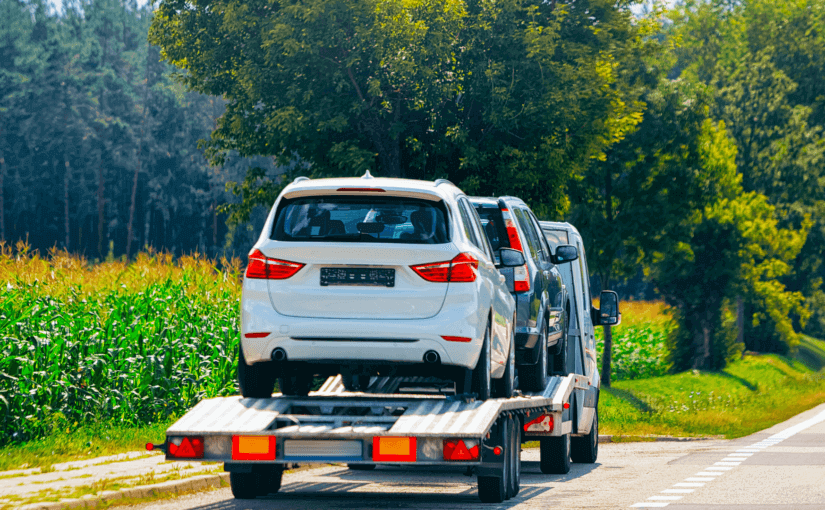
[595,301,673,380]
[0,243,243,445]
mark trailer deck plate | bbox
[283,440,362,461]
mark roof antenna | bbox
[362,170,374,179]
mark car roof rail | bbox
[434,179,455,187]
[292,176,310,184]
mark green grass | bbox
[595,301,673,381]
[600,350,825,438]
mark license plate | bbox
[320,267,395,287]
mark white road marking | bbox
[630,406,825,507]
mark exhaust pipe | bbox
[423,350,440,364]
[271,348,287,362]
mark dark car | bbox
[470,197,578,391]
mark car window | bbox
[576,239,592,313]
[272,196,449,244]
[514,208,540,261]
[466,200,495,262]
[528,211,551,262]
[542,229,569,251]
[457,198,481,249]
[473,205,509,252]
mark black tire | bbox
[508,415,521,498]
[279,372,313,396]
[472,322,492,401]
[229,466,283,499]
[347,463,377,470]
[238,346,276,398]
[540,434,570,474]
[341,374,371,392]
[478,416,510,503]
[520,321,548,392]
[494,322,516,398]
[551,306,570,376]
[571,408,599,463]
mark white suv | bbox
[239,173,518,400]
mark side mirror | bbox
[498,248,526,268]
[596,290,621,326]
[551,244,578,265]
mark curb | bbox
[598,434,716,443]
[19,472,230,510]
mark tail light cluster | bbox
[443,439,480,461]
[245,249,304,280]
[411,253,478,282]
[500,208,530,292]
[166,436,204,459]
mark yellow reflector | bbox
[373,436,416,461]
[237,436,271,455]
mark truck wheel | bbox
[230,466,282,499]
[238,346,276,398]
[472,323,492,401]
[520,321,548,392]
[540,434,570,474]
[494,323,515,398]
[508,415,521,498]
[279,372,313,396]
[348,464,376,471]
[478,416,511,503]
[551,306,569,376]
[571,408,598,463]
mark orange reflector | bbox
[441,336,472,343]
[232,435,276,461]
[443,439,480,461]
[168,436,204,459]
[373,436,416,462]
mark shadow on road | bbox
[184,461,600,509]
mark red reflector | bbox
[232,435,277,461]
[336,187,386,192]
[244,332,270,338]
[524,414,554,433]
[514,280,530,292]
[563,403,570,409]
[441,336,472,343]
[411,253,478,282]
[493,446,502,456]
[443,440,480,461]
[245,249,304,280]
[145,443,154,451]
[373,437,417,462]
[168,437,204,459]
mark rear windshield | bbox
[272,196,450,244]
[473,205,510,252]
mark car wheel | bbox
[237,346,276,398]
[551,304,569,376]
[341,374,371,392]
[472,322,492,401]
[279,372,313,396]
[519,320,548,392]
[494,319,515,398]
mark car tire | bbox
[540,434,571,475]
[494,320,515,398]
[551,305,569,376]
[571,407,599,463]
[472,322,493,401]
[520,321,548,392]
[279,372,313,396]
[237,346,276,399]
[341,374,371,392]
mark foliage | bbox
[0,243,243,445]
[595,301,672,381]
[150,0,659,221]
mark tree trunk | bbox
[97,163,105,258]
[599,274,612,387]
[64,158,71,251]
[212,199,218,248]
[0,153,5,243]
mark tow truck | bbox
[148,222,620,503]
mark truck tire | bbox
[238,346,276,398]
[551,306,569,376]
[347,463,376,471]
[279,372,313,396]
[494,322,516,398]
[472,322,492,401]
[508,415,521,498]
[540,434,570,474]
[478,416,511,503]
[571,408,598,463]
[519,321,548,392]
[230,466,283,499]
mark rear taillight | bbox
[513,264,530,292]
[411,253,478,282]
[443,439,480,461]
[245,249,304,280]
[167,436,204,459]
[501,208,524,252]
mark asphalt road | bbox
[129,402,825,509]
